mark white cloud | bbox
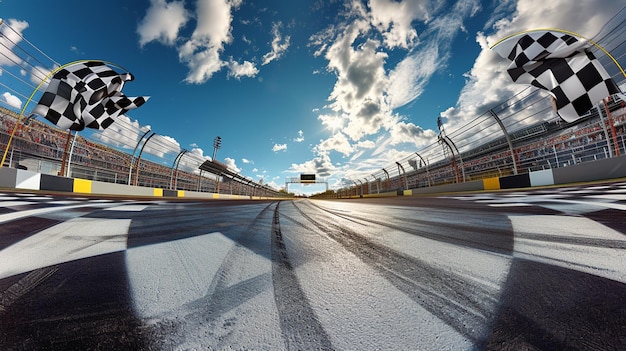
[388,120,437,147]
[262,22,291,65]
[223,157,241,172]
[29,65,51,86]
[318,114,346,132]
[314,132,354,157]
[293,130,304,142]
[368,0,431,49]
[138,0,242,83]
[325,31,390,140]
[272,143,287,152]
[304,0,486,183]
[0,19,28,67]
[227,59,259,79]
[310,0,481,148]
[137,0,189,47]
[92,115,149,150]
[356,140,376,149]
[387,43,439,109]
[242,158,253,164]
[178,0,241,83]
[1,92,22,109]
[288,153,335,178]
[93,116,190,167]
[189,146,207,158]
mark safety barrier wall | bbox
[0,167,262,200]
[381,154,626,197]
[3,154,625,199]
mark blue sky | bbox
[1,0,624,195]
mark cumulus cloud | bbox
[368,0,432,49]
[189,146,207,158]
[137,0,189,47]
[272,143,287,152]
[315,132,354,157]
[262,22,291,65]
[1,92,22,109]
[138,0,243,83]
[309,0,483,159]
[242,158,253,164]
[324,31,389,140]
[223,157,241,172]
[288,153,335,178]
[93,115,184,161]
[300,0,537,185]
[227,59,259,79]
[92,115,149,150]
[388,120,437,146]
[178,0,241,83]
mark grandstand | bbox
[323,94,626,197]
[0,107,279,197]
[3,94,624,198]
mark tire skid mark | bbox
[290,200,499,345]
[141,202,278,350]
[311,200,514,255]
[0,266,59,313]
[272,202,334,351]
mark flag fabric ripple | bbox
[33,61,149,130]
[492,30,620,122]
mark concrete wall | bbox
[552,154,626,184]
[336,155,626,198]
[3,153,626,199]
[0,167,256,200]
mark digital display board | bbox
[300,174,316,182]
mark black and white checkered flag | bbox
[33,61,149,131]
[492,30,620,122]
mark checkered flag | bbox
[492,30,620,122]
[33,61,149,131]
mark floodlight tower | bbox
[212,136,222,160]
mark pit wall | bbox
[0,167,265,200]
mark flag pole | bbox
[59,130,73,176]
[0,59,130,169]
[490,28,626,78]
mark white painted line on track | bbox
[0,217,130,280]
[0,202,117,224]
[103,204,149,211]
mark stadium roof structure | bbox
[199,159,277,194]
[199,159,252,184]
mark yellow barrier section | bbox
[483,177,501,190]
[73,178,92,193]
[153,188,163,197]
[403,189,413,196]
[212,193,219,199]
[177,190,185,197]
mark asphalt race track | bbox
[1,181,625,350]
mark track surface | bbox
[1,182,625,350]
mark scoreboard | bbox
[300,174,316,183]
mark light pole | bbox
[213,136,222,160]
